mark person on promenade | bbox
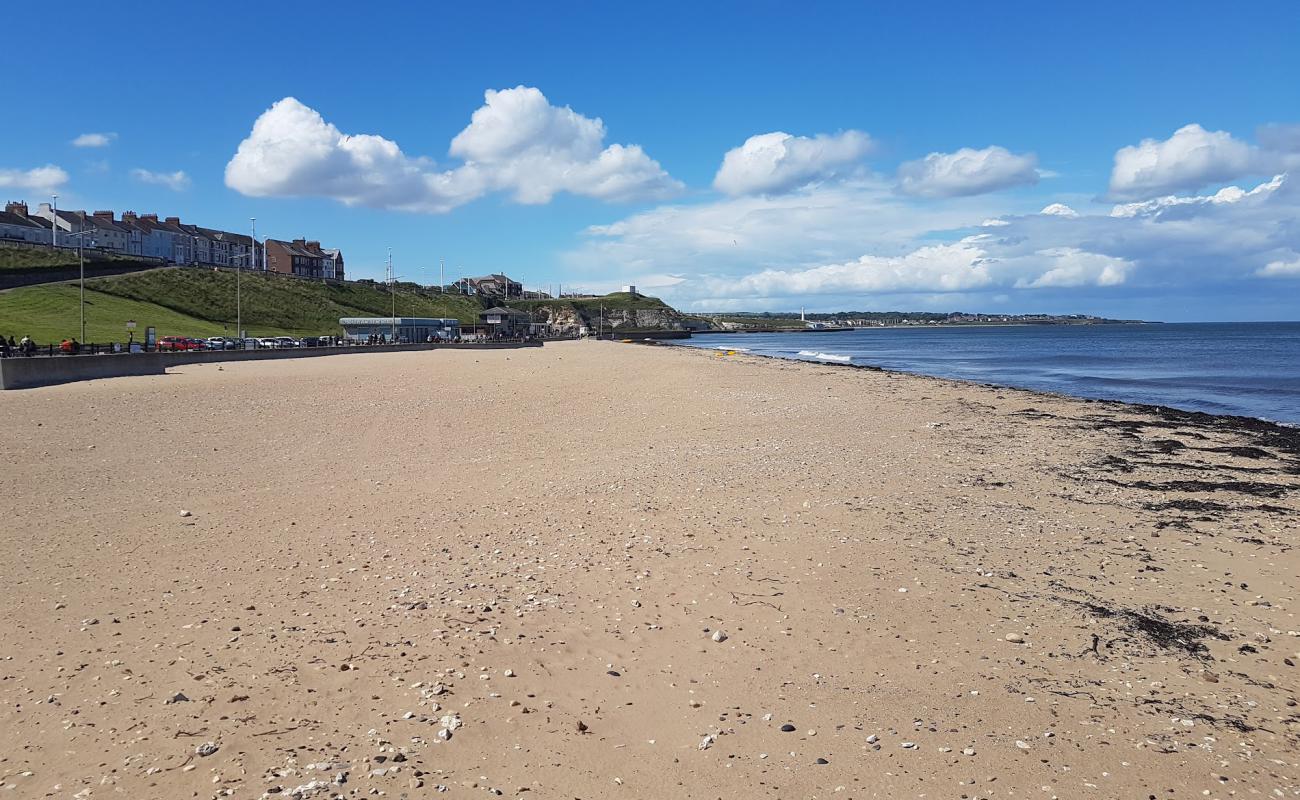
[19,335,33,356]
[0,337,10,358]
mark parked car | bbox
[157,336,192,352]
[300,336,321,348]
[275,336,299,348]
[206,336,239,350]
[185,338,209,351]
[257,337,280,349]
[242,338,260,350]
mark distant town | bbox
[708,310,1148,330]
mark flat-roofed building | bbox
[339,316,460,343]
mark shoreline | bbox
[670,337,1300,430]
[2,341,1297,798]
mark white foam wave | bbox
[798,350,852,363]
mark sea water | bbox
[678,322,1300,424]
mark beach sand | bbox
[1,340,1297,799]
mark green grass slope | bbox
[0,242,155,271]
[509,291,673,315]
[0,267,489,343]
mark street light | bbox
[386,248,396,342]
[51,194,58,249]
[240,218,255,340]
[63,229,96,342]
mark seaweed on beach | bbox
[1142,499,1233,513]
[1125,404,1300,463]
[1093,476,1290,498]
[1083,603,1228,658]
[1197,444,1276,459]
[1143,499,1291,514]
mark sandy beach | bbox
[1,339,1297,799]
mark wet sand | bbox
[1,340,1297,799]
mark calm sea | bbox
[677,322,1300,425]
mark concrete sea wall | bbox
[0,341,543,390]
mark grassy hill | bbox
[0,267,706,343]
[0,267,489,343]
[0,241,158,271]
[508,291,673,315]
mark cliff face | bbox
[529,304,587,333]
[524,303,711,332]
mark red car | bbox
[158,336,198,351]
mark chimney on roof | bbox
[141,213,158,222]
[121,211,137,222]
[292,238,307,247]
[165,216,180,224]
[5,201,29,217]
[93,210,114,220]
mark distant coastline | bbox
[674,322,1300,424]
[697,311,1154,333]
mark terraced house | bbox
[0,200,340,277]
[265,238,344,280]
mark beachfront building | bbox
[6,199,332,272]
[267,238,340,278]
[459,273,522,299]
[339,316,460,343]
[0,203,52,244]
[321,248,344,280]
[479,306,530,337]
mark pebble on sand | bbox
[711,630,729,643]
[1005,632,1025,643]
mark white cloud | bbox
[131,168,191,191]
[1107,123,1266,200]
[570,171,1300,309]
[697,241,994,298]
[225,88,681,213]
[1257,256,1300,277]
[712,130,873,196]
[896,146,1039,198]
[1013,248,1131,288]
[569,177,1018,280]
[72,132,116,148]
[0,164,69,193]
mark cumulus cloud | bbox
[571,171,1300,309]
[712,130,873,196]
[1105,122,1300,201]
[72,132,116,148]
[0,164,69,193]
[1107,124,1263,200]
[1013,248,1130,288]
[896,146,1039,198]
[697,241,993,298]
[131,168,191,191]
[1257,256,1300,278]
[569,177,1015,280]
[225,88,681,213]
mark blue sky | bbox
[3,1,1299,320]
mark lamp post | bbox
[51,194,58,249]
[63,230,95,342]
[240,218,255,340]
[387,248,396,343]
